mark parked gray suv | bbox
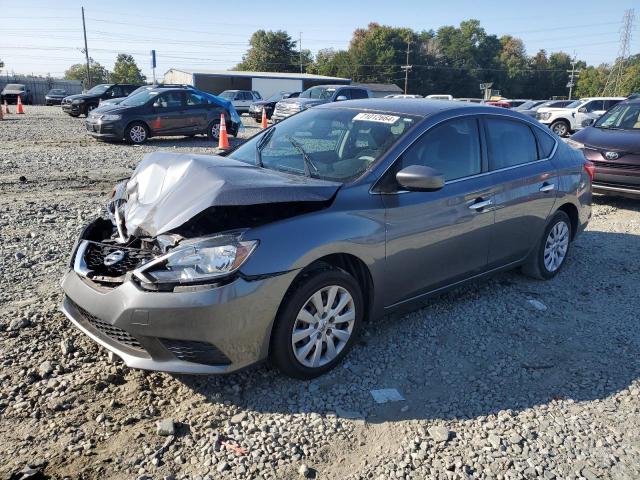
[272,84,370,122]
[61,99,592,379]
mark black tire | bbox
[69,112,80,118]
[125,122,149,145]
[270,267,364,379]
[550,120,570,137]
[206,119,221,140]
[522,211,572,280]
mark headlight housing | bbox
[134,234,258,285]
[538,112,551,120]
[72,99,85,104]
[101,114,121,121]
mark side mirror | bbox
[335,95,348,101]
[396,165,445,192]
[581,118,595,127]
[578,106,587,113]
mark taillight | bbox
[584,161,595,181]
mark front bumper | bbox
[62,103,83,115]
[85,119,125,140]
[46,98,64,105]
[60,267,297,374]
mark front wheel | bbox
[271,267,363,379]
[550,120,570,137]
[206,120,221,140]
[522,211,572,280]
[125,122,149,144]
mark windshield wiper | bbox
[255,127,276,168]
[286,135,320,178]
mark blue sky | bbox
[1,0,638,79]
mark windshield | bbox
[265,92,285,102]
[128,86,149,96]
[515,100,536,110]
[300,86,335,100]
[87,84,111,95]
[5,84,25,91]
[565,99,585,109]
[49,89,65,94]
[120,89,159,107]
[219,91,235,100]
[228,108,418,181]
[595,103,640,130]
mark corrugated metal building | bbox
[0,75,83,105]
[163,69,351,99]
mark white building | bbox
[163,69,351,99]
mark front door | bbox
[381,117,495,307]
[482,117,558,267]
[148,91,186,135]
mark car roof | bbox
[318,98,513,117]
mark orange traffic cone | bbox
[261,107,268,129]
[16,96,25,114]
[4,99,10,114]
[218,113,230,149]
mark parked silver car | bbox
[61,100,592,379]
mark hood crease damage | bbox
[110,152,341,240]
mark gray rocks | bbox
[298,463,311,477]
[8,317,29,330]
[527,299,548,312]
[428,426,452,443]
[156,418,175,436]
[230,411,247,424]
[38,360,53,377]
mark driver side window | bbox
[398,118,482,182]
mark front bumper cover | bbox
[60,266,298,374]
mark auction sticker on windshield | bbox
[353,112,400,124]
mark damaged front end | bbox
[71,151,340,292]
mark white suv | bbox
[219,90,262,114]
[536,97,625,136]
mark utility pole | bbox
[299,32,303,74]
[81,7,91,90]
[566,57,580,100]
[401,41,412,94]
[602,9,634,96]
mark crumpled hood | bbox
[572,127,640,154]
[122,152,341,238]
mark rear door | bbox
[482,116,558,268]
[184,90,210,132]
[381,116,495,306]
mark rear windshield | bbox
[49,89,66,94]
[219,91,235,100]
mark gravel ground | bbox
[1,106,639,480]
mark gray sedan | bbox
[61,99,592,379]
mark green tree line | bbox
[64,54,146,87]
[237,21,640,99]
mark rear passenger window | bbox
[485,118,538,170]
[399,118,482,181]
[534,129,556,158]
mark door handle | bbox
[468,198,493,211]
[539,183,555,193]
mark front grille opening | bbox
[84,242,156,277]
[68,298,144,351]
[159,339,231,366]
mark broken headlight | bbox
[134,234,258,285]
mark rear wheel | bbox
[522,211,571,280]
[125,122,149,144]
[271,267,363,379]
[550,120,570,137]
